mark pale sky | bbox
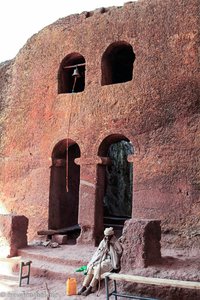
[0,0,130,63]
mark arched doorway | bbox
[96,134,134,241]
[49,139,81,238]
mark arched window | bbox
[101,41,135,86]
[58,53,85,94]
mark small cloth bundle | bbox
[75,265,87,275]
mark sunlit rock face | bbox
[0,214,28,257]
[0,0,199,246]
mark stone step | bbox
[0,260,83,288]
[15,257,84,281]
[18,249,87,267]
[104,223,124,228]
[0,256,85,284]
[104,216,131,226]
[14,244,96,282]
[18,244,95,267]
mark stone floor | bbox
[0,274,107,300]
[0,244,105,299]
[0,244,199,300]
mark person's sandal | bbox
[81,286,92,296]
[77,286,87,295]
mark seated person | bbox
[78,227,123,296]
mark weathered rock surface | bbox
[0,0,199,247]
[121,219,161,270]
[0,214,28,257]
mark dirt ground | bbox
[0,245,199,300]
[0,274,106,300]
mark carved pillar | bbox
[75,157,98,245]
[75,156,112,246]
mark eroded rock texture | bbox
[0,0,199,246]
[121,219,161,270]
[0,214,28,257]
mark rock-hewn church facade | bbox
[0,0,199,247]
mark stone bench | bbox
[103,272,200,300]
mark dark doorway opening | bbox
[101,41,135,86]
[58,52,85,94]
[104,140,133,218]
[49,139,81,243]
[96,134,134,243]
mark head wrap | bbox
[104,227,114,236]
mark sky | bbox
[0,0,130,63]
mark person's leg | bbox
[77,267,94,295]
[77,274,93,295]
[90,265,101,290]
[81,265,101,296]
[82,274,93,287]
[89,277,99,290]
[82,261,113,296]
[77,286,87,295]
[81,271,99,296]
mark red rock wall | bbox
[121,219,161,270]
[0,0,199,243]
[0,214,28,257]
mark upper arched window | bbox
[58,53,85,94]
[101,41,135,86]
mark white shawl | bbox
[87,235,123,270]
